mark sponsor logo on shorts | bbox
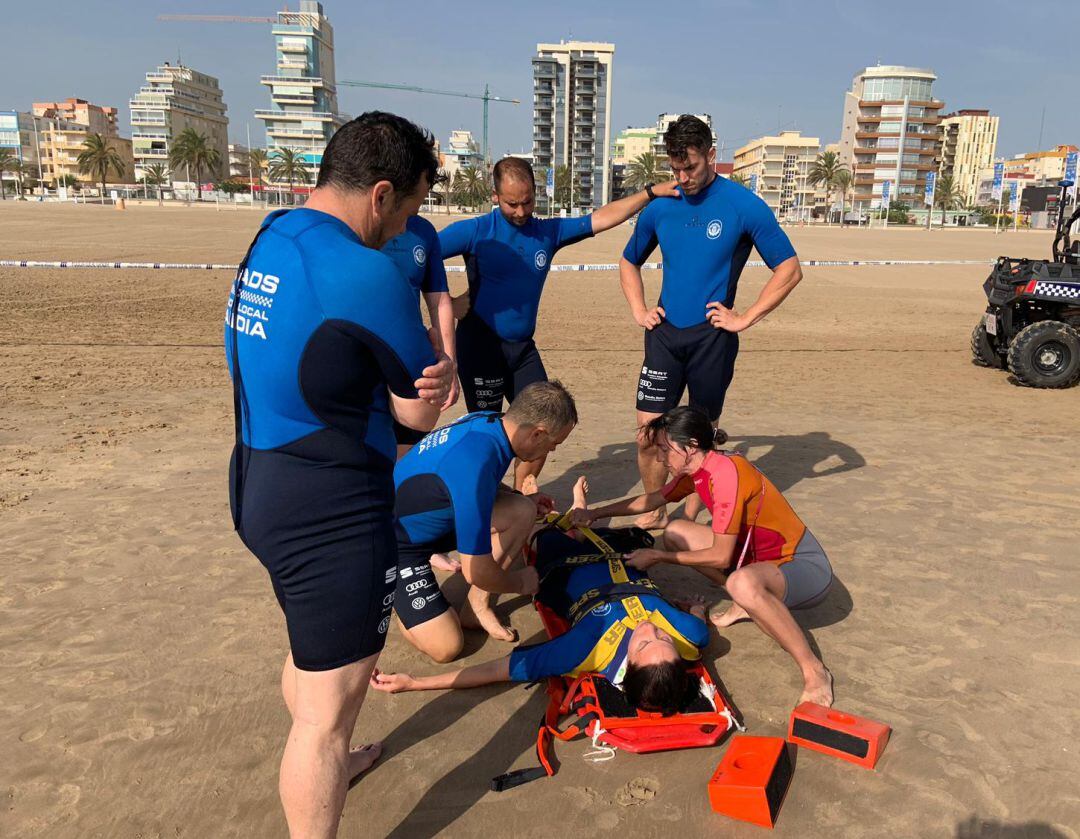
[474,377,484,385]
[384,567,397,584]
[406,580,429,594]
[411,597,427,610]
[398,566,413,579]
[382,593,394,606]
[637,390,645,401]
[476,389,495,397]
[706,220,723,240]
[412,565,429,576]
[425,593,441,604]
[378,616,391,634]
[476,400,487,408]
[591,603,612,616]
[535,251,548,269]
[413,245,426,266]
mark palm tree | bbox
[933,173,964,225]
[554,164,572,210]
[833,169,854,220]
[77,133,127,203]
[247,148,268,198]
[728,172,749,187]
[268,148,311,205]
[451,165,488,211]
[807,150,846,224]
[143,162,170,206]
[624,152,662,191]
[0,148,19,200]
[169,128,222,203]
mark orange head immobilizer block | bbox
[707,735,794,829]
[787,702,891,769]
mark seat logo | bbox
[413,245,427,266]
[535,251,548,269]
[706,220,723,240]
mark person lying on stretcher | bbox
[371,479,711,715]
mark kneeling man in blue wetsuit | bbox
[392,380,577,660]
[373,525,710,715]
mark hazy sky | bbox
[2,0,1075,160]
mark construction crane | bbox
[337,79,520,166]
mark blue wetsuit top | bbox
[381,215,449,308]
[622,176,797,328]
[439,209,594,341]
[225,208,436,469]
[394,412,515,555]
[508,560,709,682]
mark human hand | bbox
[517,566,540,596]
[416,329,455,404]
[568,507,593,528]
[674,593,707,619]
[532,493,556,516]
[625,548,664,570]
[451,293,471,320]
[370,669,415,694]
[649,180,681,199]
[635,306,666,330]
[706,302,752,332]
[440,372,460,411]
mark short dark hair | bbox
[505,379,577,431]
[623,659,699,715]
[642,406,717,451]
[664,115,713,162]
[316,111,440,199]
[493,157,536,193]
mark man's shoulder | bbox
[408,214,440,243]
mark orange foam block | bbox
[787,702,891,769]
[707,735,794,829]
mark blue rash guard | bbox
[508,559,709,682]
[439,209,594,341]
[622,175,797,328]
[393,412,514,556]
[224,208,437,671]
[381,215,449,308]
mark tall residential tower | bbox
[940,110,999,207]
[256,0,348,186]
[532,40,614,211]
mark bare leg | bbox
[394,609,464,664]
[724,563,833,707]
[661,519,729,586]
[635,410,669,529]
[279,653,382,839]
[514,455,546,492]
[572,475,589,510]
[459,493,534,642]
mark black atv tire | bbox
[970,320,1003,368]
[1007,321,1080,388]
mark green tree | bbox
[933,173,964,225]
[0,148,19,200]
[807,150,846,224]
[247,148,268,197]
[268,148,311,205]
[56,174,80,190]
[451,165,488,211]
[77,133,127,203]
[219,179,251,195]
[728,172,749,187]
[624,152,662,192]
[833,169,854,219]
[143,162,170,206]
[169,128,222,203]
[554,164,572,210]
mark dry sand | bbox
[2,201,1078,838]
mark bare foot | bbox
[520,474,539,496]
[709,603,751,628]
[459,592,517,642]
[633,508,668,531]
[572,475,589,510]
[429,553,461,574]
[347,742,383,788]
[798,667,834,708]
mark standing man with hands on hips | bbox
[620,115,804,529]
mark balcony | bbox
[574,65,597,78]
[278,41,309,53]
[275,94,317,105]
[255,109,335,121]
[261,74,326,87]
[533,64,556,79]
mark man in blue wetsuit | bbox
[440,157,679,490]
[620,115,804,528]
[381,214,458,455]
[225,112,454,839]
[372,526,711,716]
[393,380,577,660]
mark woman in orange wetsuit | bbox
[571,406,834,707]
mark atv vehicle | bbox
[972,181,1080,388]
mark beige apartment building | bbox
[733,130,822,220]
[940,109,998,207]
[651,112,715,169]
[33,99,119,137]
[31,99,134,187]
[612,126,656,165]
[838,65,944,209]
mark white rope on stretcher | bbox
[583,725,617,763]
[702,677,746,732]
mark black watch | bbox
[645,183,656,200]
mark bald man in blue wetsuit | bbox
[440,157,680,490]
[620,115,804,528]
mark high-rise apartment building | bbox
[442,129,483,181]
[940,109,998,207]
[129,63,229,183]
[532,40,614,211]
[0,110,41,194]
[33,99,119,137]
[838,65,943,209]
[612,126,656,165]
[32,98,133,188]
[651,113,716,170]
[733,130,823,220]
[256,0,347,185]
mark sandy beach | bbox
[2,201,1078,838]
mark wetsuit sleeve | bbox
[305,247,436,397]
[659,603,710,650]
[661,475,696,503]
[707,455,743,535]
[621,203,659,265]
[740,192,797,269]
[508,625,592,681]
[447,443,500,555]
[437,218,478,259]
[421,226,449,294]
[551,215,595,251]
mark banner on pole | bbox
[749,173,758,194]
[1009,179,1023,212]
[545,167,555,199]
[991,162,1004,201]
[1065,151,1078,201]
[924,171,936,207]
[881,179,892,210]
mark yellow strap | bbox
[568,599,701,677]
